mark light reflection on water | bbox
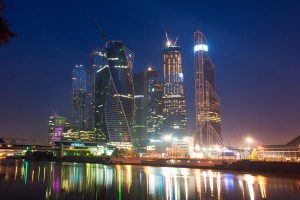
[0,159,300,200]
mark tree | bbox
[0,0,16,46]
[250,148,258,160]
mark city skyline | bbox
[1,1,300,146]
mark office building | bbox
[88,48,108,141]
[194,31,222,146]
[162,38,187,137]
[133,67,164,141]
[99,41,135,145]
[71,64,87,130]
[48,115,69,142]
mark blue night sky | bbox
[1,0,300,146]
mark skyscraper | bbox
[71,64,87,130]
[99,41,135,144]
[88,48,102,130]
[194,31,222,146]
[145,67,164,139]
[133,71,147,141]
[133,66,164,141]
[162,38,187,137]
[88,48,108,141]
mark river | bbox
[0,159,299,199]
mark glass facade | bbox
[133,67,164,141]
[194,31,222,146]
[71,65,87,130]
[162,45,187,137]
[103,41,135,143]
[88,48,108,141]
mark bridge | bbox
[0,137,56,157]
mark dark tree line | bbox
[0,0,16,46]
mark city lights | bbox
[194,44,208,52]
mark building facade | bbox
[48,115,69,142]
[88,48,108,141]
[194,31,222,146]
[162,41,187,137]
[100,41,135,145]
[71,64,87,130]
[133,67,164,142]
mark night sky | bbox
[1,0,300,146]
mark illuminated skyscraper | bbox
[162,38,187,137]
[71,64,87,130]
[100,41,135,144]
[194,31,222,146]
[133,67,163,141]
[88,48,108,141]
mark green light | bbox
[26,146,30,151]
[119,133,122,136]
[120,111,123,114]
[119,169,122,200]
[24,161,28,185]
[119,121,122,125]
[119,48,124,52]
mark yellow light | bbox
[166,41,171,47]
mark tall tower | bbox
[194,31,222,146]
[88,48,108,141]
[133,66,163,141]
[103,41,135,144]
[162,36,187,137]
[71,64,87,130]
[88,48,101,130]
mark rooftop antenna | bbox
[174,35,179,46]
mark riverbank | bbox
[53,157,300,174]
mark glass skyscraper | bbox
[71,64,87,130]
[133,67,164,141]
[88,48,107,141]
[162,41,187,137]
[99,41,135,144]
[194,31,222,146]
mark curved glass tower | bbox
[104,41,135,144]
[194,31,222,146]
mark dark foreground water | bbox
[0,159,300,200]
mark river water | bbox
[0,159,300,200]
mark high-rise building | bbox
[48,115,69,142]
[194,31,222,146]
[145,68,164,139]
[133,67,164,141]
[71,64,87,130]
[162,39,187,137]
[88,48,101,130]
[88,48,108,141]
[133,72,147,141]
[99,41,135,145]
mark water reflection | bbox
[0,159,300,200]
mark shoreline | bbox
[55,157,300,174]
[5,156,300,174]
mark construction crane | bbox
[174,35,179,46]
[94,18,106,46]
